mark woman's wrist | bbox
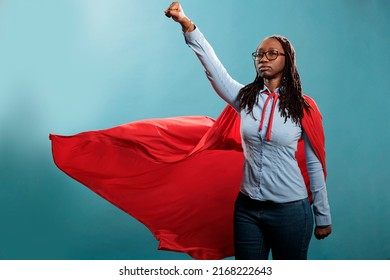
[181,18,194,33]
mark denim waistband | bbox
[237,192,307,207]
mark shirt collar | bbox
[261,86,280,94]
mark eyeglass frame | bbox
[251,50,286,61]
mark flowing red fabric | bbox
[49,95,325,260]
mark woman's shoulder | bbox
[303,94,321,113]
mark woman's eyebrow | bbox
[257,47,280,52]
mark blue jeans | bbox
[234,192,313,260]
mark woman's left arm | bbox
[303,132,332,240]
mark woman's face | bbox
[254,38,286,80]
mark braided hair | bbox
[237,35,305,125]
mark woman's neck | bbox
[263,78,281,92]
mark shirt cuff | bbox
[183,25,201,43]
[315,214,332,227]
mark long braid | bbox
[238,35,305,125]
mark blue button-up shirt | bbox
[184,28,331,226]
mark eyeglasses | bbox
[252,50,285,61]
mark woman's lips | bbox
[259,66,271,72]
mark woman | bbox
[50,2,332,261]
[165,2,332,260]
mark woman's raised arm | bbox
[165,2,243,111]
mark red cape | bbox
[50,95,326,260]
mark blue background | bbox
[0,0,389,260]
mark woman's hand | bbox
[165,2,194,32]
[314,225,332,240]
